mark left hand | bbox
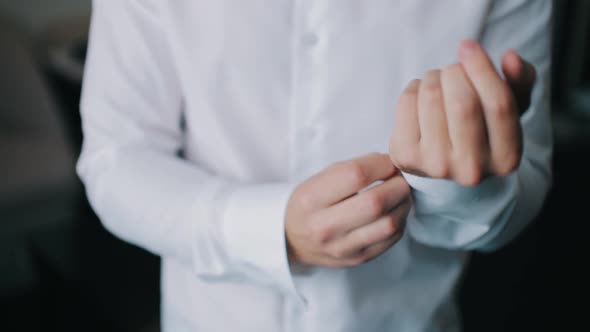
[389,40,537,186]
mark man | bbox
[78,1,552,331]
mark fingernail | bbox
[459,40,478,61]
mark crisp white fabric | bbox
[77,1,552,331]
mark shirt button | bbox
[301,296,308,307]
[302,33,319,47]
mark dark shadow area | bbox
[460,138,589,331]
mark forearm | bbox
[80,0,299,293]
[78,143,298,291]
[79,145,224,264]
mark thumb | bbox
[501,49,537,114]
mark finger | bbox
[318,234,402,268]
[393,79,421,144]
[458,40,522,176]
[335,236,400,268]
[322,175,410,235]
[417,70,452,178]
[501,50,536,114]
[308,153,397,208]
[327,198,410,259]
[304,254,353,269]
[355,234,401,264]
[390,79,422,174]
[441,64,488,186]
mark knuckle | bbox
[435,164,451,179]
[486,96,513,119]
[322,223,338,243]
[364,192,385,218]
[426,156,450,178]
[397,179,412,198]
[356,230,373,248]
[422,80,440,94]
[393,146,420,171]
[403,80,421,96]
[457,161,483,186]
[397,85,419,110]
[383,216,399,237]
[449,97,479,119]
[295,190,315,211]
[329,160,347,173]
[443,63,463,74]
[493,151,522,176]
[421,83,442,102]
[310,223,331,245]
[345,162,370,188]
[327,245,347,259]
[427,69,442,76]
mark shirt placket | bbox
[288,0,324,181]
[284,2,325,331]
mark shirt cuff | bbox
[404,172,518,249]
[220,182,303,301]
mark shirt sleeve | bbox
[405,0,553,251]
[77,0,300,297]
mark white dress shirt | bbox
[77,1,552,331]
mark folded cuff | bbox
[403,172,518,249]
[221,182,304,302]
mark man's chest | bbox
[164,1,490,143]
[165,0,493,179]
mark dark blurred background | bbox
[0,1,588,331]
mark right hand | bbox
[286,153,412,268]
